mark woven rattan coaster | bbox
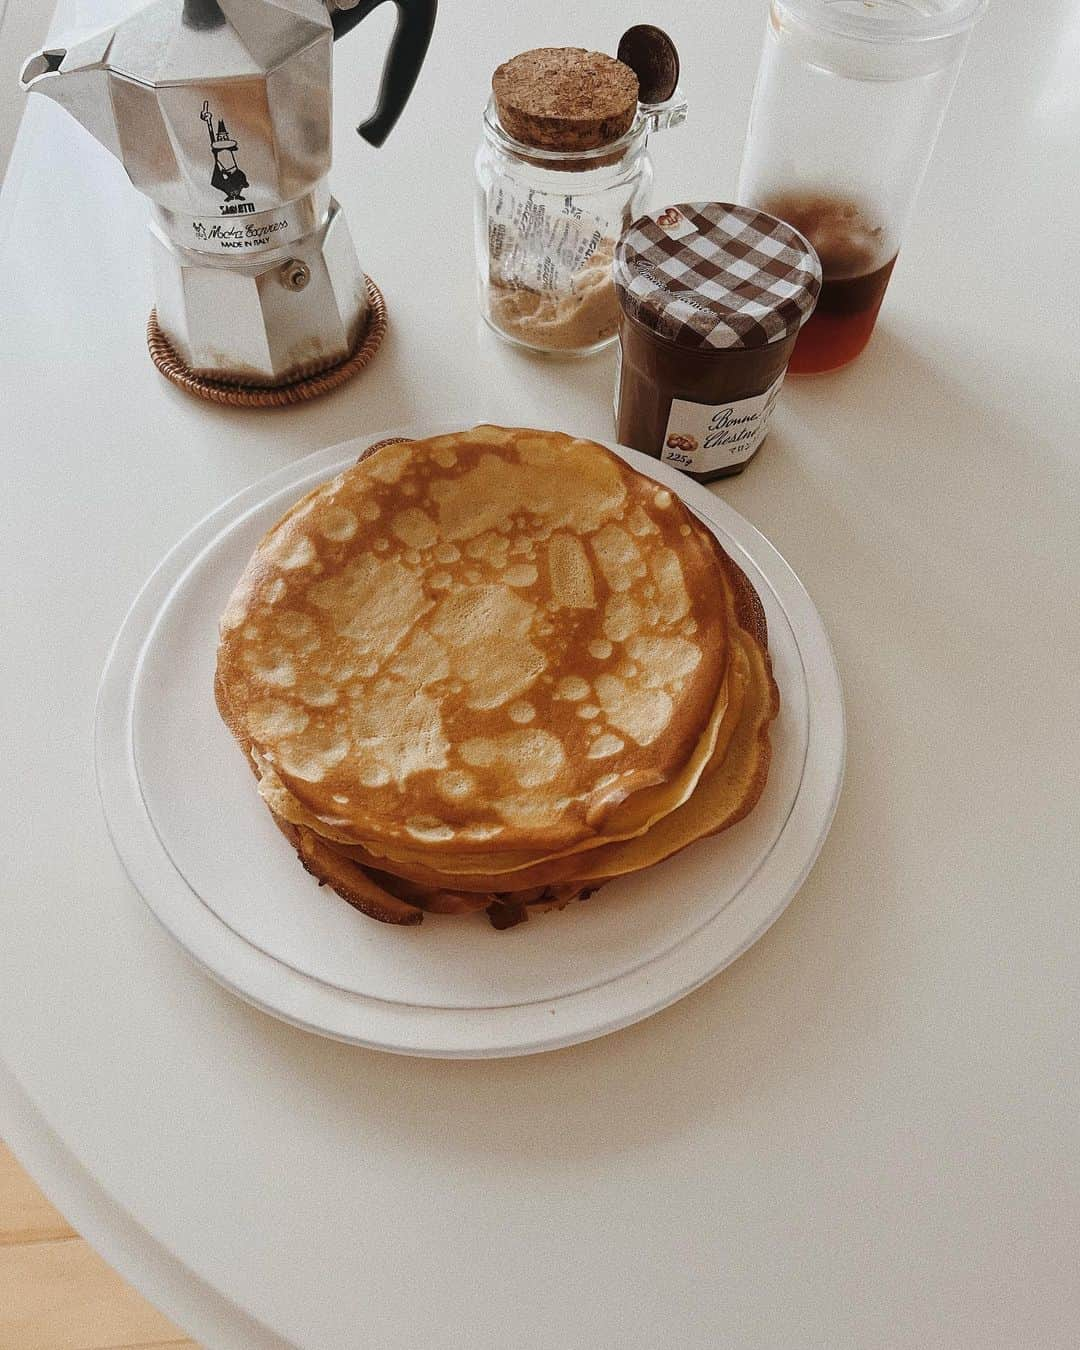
[146,276,387,408]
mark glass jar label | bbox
[660,373,785,473]
[488,179,607,292]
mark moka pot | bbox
[21,0,437,384]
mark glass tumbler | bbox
[737,0,987,373]
[474,94,686,357]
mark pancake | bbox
[305,543,776,879]
[273,624,774,927]
[216,426,731,855]
[348,538,754,878]
[263,666,729,874]
[215,426,780,929]
[299,535,757,878]
[261,547,778,927]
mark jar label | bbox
[488,179,608,292]
[660,373,785,473]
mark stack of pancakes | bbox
[215,427,779,928]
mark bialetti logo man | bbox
[200,100,254,216]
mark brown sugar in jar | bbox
[613,203,821,481]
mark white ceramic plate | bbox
[95,430,844,1058]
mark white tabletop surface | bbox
[2,0,1078,1346]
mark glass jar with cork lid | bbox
[474,42,686,357]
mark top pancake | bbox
[215,426,730,852]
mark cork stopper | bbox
[491,48,640,152]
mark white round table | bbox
[2,1,1077,1345]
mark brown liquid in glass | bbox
[761,194,895,374]
[789,254,897,374]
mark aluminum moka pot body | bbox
[21,0,436,385]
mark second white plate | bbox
[96,430,844,1057]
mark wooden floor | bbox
[0,1143,196,1350]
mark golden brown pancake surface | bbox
[216,427,731,854]
[298,548,779,902]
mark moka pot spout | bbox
[20,26,124,162]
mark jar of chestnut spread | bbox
[613,202,821,481]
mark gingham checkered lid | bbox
[613,202,822,350]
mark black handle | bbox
[331,0,437,147]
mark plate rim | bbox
[95,427,845,1058]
